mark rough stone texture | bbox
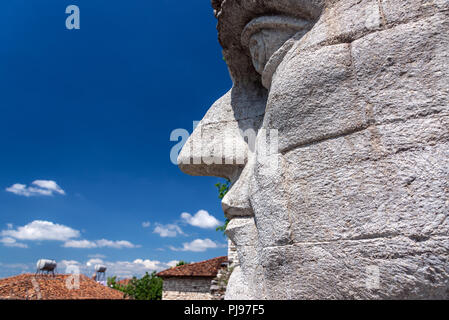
[211,260,233,300]
[178,85,267,180]
[227,239,239,266]
[179,0,449,299]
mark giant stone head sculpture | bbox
[178,0,449,299]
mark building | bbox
[0,274,125,300]
[156,256,229,300]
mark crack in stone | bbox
[281,124,370,155]
[377,0,388,28]
[263,234,449,249]
[281,112,449,157]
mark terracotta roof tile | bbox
[117,278,131,286]
[156,256,228,278]
[0,274,126,300]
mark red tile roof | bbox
[117,278,131,286]
[156,256,228,278]
[0,274,126,300]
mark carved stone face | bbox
[179,0,449,299]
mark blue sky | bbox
[0,1,232,278]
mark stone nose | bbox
[177,85,267,181]
[177,90,246,180]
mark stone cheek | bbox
[284,121,449,244]
[266,42,367,153]
[162,278,214,300]
[260,237,449,299]
[351,14,449,125]
[263,136,449,299]
[265,3,449,154]
[198,0,449,300]
[243,2,449,299]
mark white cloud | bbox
[5,180,65,197]
[96,239,139,249]
[0,258,176,279]
[6,184,43,196]
[0,262,31,269]
[166,260,179,268]
[6,223,13,229]
[0,262,32,275]
[32,180,65,195]
[88,254,106,259]
[0,237,28,248]
[59,260,81,267]
[153,223,184,238]
[133,259,162,270]
[181,210,221,229]
[169,238,224,252]
[63,239,97,248]
[0,220,138,250]
[1,220,80,241]
[86,258,104,267]
[142,221,151,228]
[58,260,83,273]
[63,239,139,249]
[84,259,172,278]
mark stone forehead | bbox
[211,0,325,83]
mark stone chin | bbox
[179,0,449,299]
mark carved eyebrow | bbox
[241,15,310,49]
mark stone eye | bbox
[241,16,311,88]
[247,29,295,75]
[248,33,266,75]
